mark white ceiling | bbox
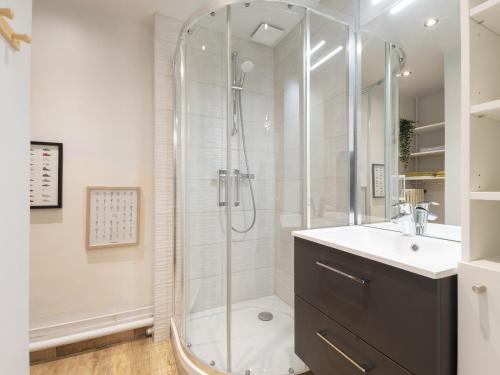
[362,0,460,98]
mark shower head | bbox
[241,60,254,74]
[239,60,254,87]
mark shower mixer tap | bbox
[217,169,255,208]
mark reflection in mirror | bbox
[357,0,461,242]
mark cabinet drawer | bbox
[295,237,457,375]
[458,261,500,374]
[295,296,412,375]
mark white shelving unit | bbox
[403,95,446,223]
[410,149,445,158]
[414,121,445,134]
[470,0,500,34]
[470,191,500,201]
[459,0,500,373]
[405,176,445,181]
[470,99,500,120]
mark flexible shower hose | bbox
[232,88,257,233]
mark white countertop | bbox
[293,225,461,279]
[366,222,462,242]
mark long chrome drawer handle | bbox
[316,331,373,373]
[316,261,369,285]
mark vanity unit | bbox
[293,226,460,375]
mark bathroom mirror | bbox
[357,0,461,242]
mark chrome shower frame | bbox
[172,1,358,373]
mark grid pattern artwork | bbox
[86,187,141,249]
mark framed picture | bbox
[30,142,63,209]
[372,164,385,198]
[86,187,141,250]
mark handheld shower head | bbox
[239,60,254,86]
[240,60,254,74]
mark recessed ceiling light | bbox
[201,45,206,51]
[424,18,439,27]
[390,0,417,15]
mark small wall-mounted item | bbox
[86,187,141,250]
[30,142,63,209]
[0,8,31,51]
[372,164,385,198]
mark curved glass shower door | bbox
[174,2,353,374]
[228,3,307,374]
[180,7,230,372]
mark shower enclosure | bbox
[173,1,354,374]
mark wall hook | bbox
[0,8,31,51]
[0,8,14,19]
[12,33,31,44]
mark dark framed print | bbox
[30,142,63,209]
[372,163,385,198]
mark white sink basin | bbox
[293,225,461,279]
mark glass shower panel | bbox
[228,2,307,374]
[174,38,185,342]
[357,32,386,224]
[385,43,401,218]
[308,12,350,229]
[183,8,229,372]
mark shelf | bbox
[467,254,500,272]
[470,191,500,201]
[405,176,445,181]
[470,0,500,35]
[470,99,500,121]
[410,150,445,158]
[414,122,445,134]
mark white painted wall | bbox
[444,48,461,225]
[0,0,32,372]
[30,0,154,335]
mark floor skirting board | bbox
[29,326,152,365]
[29,306,154,352]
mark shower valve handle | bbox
[218,170,227,207]
[234,169,240,207]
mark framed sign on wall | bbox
[372,163,385,198]
[86,187,141,250]
[30,142,63,209]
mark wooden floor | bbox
[30,338,179,375]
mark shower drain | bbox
[258,311,274,321]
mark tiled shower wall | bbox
[154,14,181,341]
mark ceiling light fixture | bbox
[390,0,417,15]
[424,18,439,27]
[372,0,382,4]
[309,40,326,56]
[310,46,343,71]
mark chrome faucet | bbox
[391,202,416,236]
[391,201,439,236]
[415,202,439,235]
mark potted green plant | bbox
[400,118,416,168]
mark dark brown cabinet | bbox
[294,237,457,375]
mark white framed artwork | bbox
[372,164,385,198]
[86,187,141,249]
